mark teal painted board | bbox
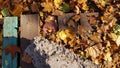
[2,17,18,68]
[3,17,18,37]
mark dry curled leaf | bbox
[5,45,21,59]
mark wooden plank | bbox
[20,14,39,40]
[20,14,39,68]
[2,17,18,68]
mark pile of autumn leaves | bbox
[0,0,120,68]
[39,0,120,68]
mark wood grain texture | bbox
[20,14,39,40]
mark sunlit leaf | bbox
[116,36,120,46]
[41,2,54,12]
[85,45,101,58]
[56,29,76,44]
[103,50,112,62]
[108,33,117,41]
[54,0,63,8]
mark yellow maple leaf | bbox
[56,29,76,44]
[54,0,63,8]
[41,2,54,12]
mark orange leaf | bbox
[5,45,21,59]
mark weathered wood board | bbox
[20,14,39,40]
[2,17,18,68]
[20,14,39,68]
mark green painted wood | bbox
[2,17,18,68]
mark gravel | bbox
[25,36,100,68]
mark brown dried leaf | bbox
[5,45,21,59]
[11,4,23,16]
[89,33,102,43]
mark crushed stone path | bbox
[25,37,100,68]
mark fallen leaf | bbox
[72,15,81,22]
[77,0,88,10]
[108,33,117,41]
[31,2,39,12]
[11,4,23,16]
[113,24,120,35]
[89,33,102,43]
[1,8,10,17]
[87,15,99,25]
[68,20,75,27]
[56,29,76,44]
[41,2,54,12]
[5,45,21,59]
[103,49,112,62]
[85,45,101,58]
[0,14,2,19]
[116,36,120,46]
[54,0,63,8]
[43,15,57,35]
